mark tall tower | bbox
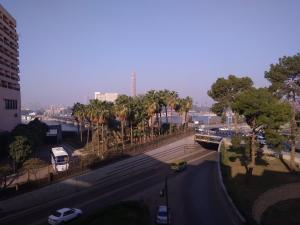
[131,72,136,97]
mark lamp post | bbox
[160,175,170,224]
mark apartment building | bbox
[0,4,20,132]
[94,92,119,103]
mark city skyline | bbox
[2,0,300,108]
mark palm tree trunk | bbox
[151,117,154,138]
[159,111,162,135]
[184,111,188,132]
[97,123,100,156]
[170,107,173,134]
[121,121,125,153]
[80,122,83,143]
[130,123,133,145]
[91,123,94,152]
[101,123,104,159]
[165,106,168,124]
[251,129,256,168]
[86,123,90,150]
[290,99,296,171]
[143,122,146,143]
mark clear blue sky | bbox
[1,0,300,108]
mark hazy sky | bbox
[1,0,300,108]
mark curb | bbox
[217,139,247,225]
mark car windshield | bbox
[158,211,167,217]
[52,211,61,217]
[56,155,68,163]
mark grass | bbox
[221,144,300,224]
[261,198,300,225]
[70,201,150,225]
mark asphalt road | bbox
[0,138,242,225]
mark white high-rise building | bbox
[0,4,20,132]
[94,92,119,103]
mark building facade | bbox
[0,4,20,132]
[94,92,119,103]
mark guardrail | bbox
[194,133,223,144]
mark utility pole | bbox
[165,176,169,225]
[160,175,170,224]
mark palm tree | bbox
[159,89,170,124]
[183,96,193,131]
[166,91,178,134]
[84,103,94,151]
[72,103,85,142]
[115,95,131,152]
[91,100,113,158]
[144,91,160,138]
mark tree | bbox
[166,91,178,134]
[72,102,85,143]
[23,158,47,182]
[27,118,49,143]
[182,96,193,130]
[90,99,113,157]
[265,53,300,171]
[11,119,48,151]
[208,75,253,132]
[9,136,32,172]
[0,164,12,189]
[115,95,131,151]
[233,88,290,169]
[144,91,160,138]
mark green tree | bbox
[166,91,179,134]
[72,102,86,143]
[0,164,12,189]
[9,136,32,172]
[90,100,114,157]
[144,91,160,138]
[265,53,300,171]
[182,96,193,130]
[115,95,131,151]
[208,75,253,132]
[233,88,290,169]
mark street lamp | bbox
[160,176,170,225]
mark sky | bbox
[1,0,300,108]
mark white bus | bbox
[51,147,69,172]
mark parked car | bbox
[48,208,82,225]
[170,160,187,172]
[156,205,171,224]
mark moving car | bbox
[48,208,82,225]
[170,160,187,172]
[156,205,171,224]
[256,135,266,145]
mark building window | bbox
[4,99,17,110]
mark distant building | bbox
[0,4,20,132]
[94,92,119,103]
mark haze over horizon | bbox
[2,0,300,108]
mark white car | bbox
[48,208,82,225]
[156,205,171,224]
